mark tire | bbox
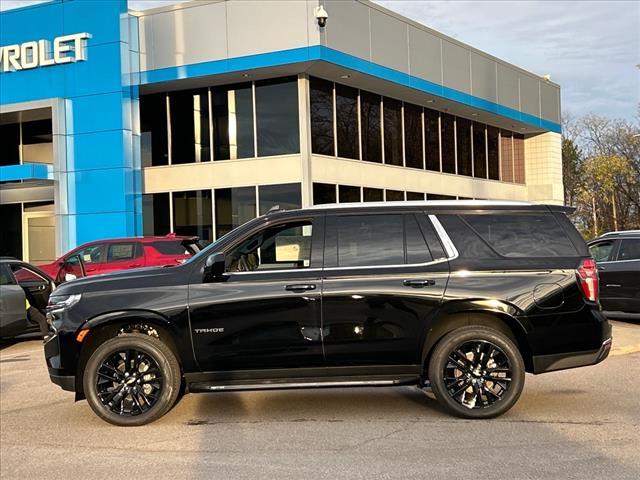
[427,326,525,419]
[83,333,181,426]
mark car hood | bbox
[54,264,191,296]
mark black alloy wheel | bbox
[428,326,525,419]
[84,333,181,426]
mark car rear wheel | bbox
[428,326,525,419]
[83,333,181,426]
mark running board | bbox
[188,375,419,393]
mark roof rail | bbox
[599,230,640,237]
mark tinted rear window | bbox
[336,214,405,267]
[150,241,191,255]
[460,213,578,257]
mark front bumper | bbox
[44,332,78,392]
[532,336,612,373]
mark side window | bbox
[0,264,15,285]
[617,239,640,261]
[10,265,48,286]
[107,243,142,262]
[405,215,433,264]
[589,241,616,262]
[76,244,104,265]
[461,213,577,257]
[336,214,404,267]
[226,221,313,272]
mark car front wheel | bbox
[428,326,525,419]
[83,333,181,426]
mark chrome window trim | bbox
[428,214,459,260]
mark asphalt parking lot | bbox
[1,320,639,480]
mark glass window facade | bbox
[473,122,487,179]
[383,97,403,166]
[363,187,383,202]
[310,77,335,156]
[404,103,423,169]
[360,91,382,163]
[500,130,514,182]
[140,76,300,166]
[142,193,170,236]
[386,189,404,201]
[487,126,500,180]
[440,113,456,174]
[313,183,337,205]
[215,187,256,238]
[172,190,213,244]
[335,84,359,160]
[258,183,302,215]
[255,77,300,157]
[424,109,440,171]
[338,184,361,203]
[456,117,472,176]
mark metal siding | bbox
[497,63,520,111]
[370,9,409,74]
[408,26,442,85]
[324,0,371,61]
[227,0,310,58]
[470,52,497,103]
[520,74,541,117]
[540,81,561,124]
[442,40,471,94]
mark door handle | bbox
[605,284,622,288]
[129,264,142,268]
[285,284,316,292]
[403,279,436,288]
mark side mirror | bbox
[203,252,225,282]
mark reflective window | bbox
[336,215,404,267]
[335,83,359,160]
[500,130,514,182]
[0,264,13,285]
[405,214,432,264]
[618,239,640,261]
[473,122,487,179]
[22,120,52,145]
[339,185,361,203]
[140,93,168,166]
[406,192,425,201]
[404,103,423,169]
[226,221,313,272]
[386,190,404,201]
[75,245,104,265]
[258,183,302,215]
[513,134,525,184]
[313,183,336,205]
[212,83,254,160]
[424,109,440,171]
[428,194,456,200]
[107,243,141,262]
[310,77,335,156]
[461,213,577,257]
[383,97,403,166]
[589,241,616,262]
[255,77,299,156]
[440,113,455,174]
[487,126,500,180]
[214,187,256,238]
[456,117,472,176]
[360,91,382,163]
[173,190,213,243]
[143,193,170,236]
[363,187,383,202]
[169,89,210,164]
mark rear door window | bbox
[459,213,578,257]
[617,239,640,261]
[107,243,142,262]
[151,241,190,255]
[589,240,617,262]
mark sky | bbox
[1,0,638,121]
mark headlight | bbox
[47,294,82,313]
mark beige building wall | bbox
[524,132,564,205]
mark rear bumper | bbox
[532,336,612,373]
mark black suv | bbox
[588,231,640,319]
[45,201,611,426]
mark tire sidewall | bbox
[428,326,525,419]
[83,334,180,426]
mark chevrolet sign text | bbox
[0,32,91,73]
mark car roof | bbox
[79,235,198,246]
[266,200,572,217]
[596,230,640,240]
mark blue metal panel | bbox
[140,45,561,134]
[0,164,52,182]
[0,0,141,254]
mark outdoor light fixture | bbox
[314,5,328,27]
[340,74,351,79]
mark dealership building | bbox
[0,0,563,264]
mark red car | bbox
[38,234,202,281]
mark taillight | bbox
[577,258,599,302]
